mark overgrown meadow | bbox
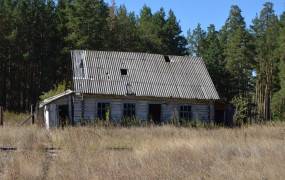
[0,122,284,180]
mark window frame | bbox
[179,105,192,121]
[97,102,111,120]
[123,103,136,118]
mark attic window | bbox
[164,55,171,62]
[121,69,128,75]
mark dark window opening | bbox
[97,103,110,120]
[123,103,136,118]
[179,105,192,121]
[121,69,128,75]
[164,55,171,62]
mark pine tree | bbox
[0,0,61,110]
[203,25,230,100]
[164,10,187,55]
[138,5,163,53]
[65,0,110,49]
[0,0,15,108]
[108,5,140,52]
[251,2,280,121]
[187,23,206,56]
[272,12,285,120]
[221,5,254,99]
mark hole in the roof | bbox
[121,69,128,75]
[106,72,110,79]
[79,59,84,68]
[79,59,85,77]
[164,55,171,62]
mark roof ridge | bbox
[71,50,201,59]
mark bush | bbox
[231,96,249,126]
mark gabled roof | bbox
[39,90,73,108]
[71,50,219,100]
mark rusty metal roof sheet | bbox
[71,50,219,100]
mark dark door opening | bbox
[58,105,69,128]
[148,104,161,124]
[215,110,225,124]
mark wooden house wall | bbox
[73,95,213,124]
[44,96,71,128]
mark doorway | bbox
[58,105,69,128]
[148,104,161,124]
[214,110,225,124]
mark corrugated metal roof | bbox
[39,90,74,108]
[71,50,219,100]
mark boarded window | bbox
[97,103,110,120]
[123,103,136,118]
[179,105,191,120]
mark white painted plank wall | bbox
[137,101,148,121]
[73,95,211,123]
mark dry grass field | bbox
[0,123,284,180]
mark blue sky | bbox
[107,0,285,35]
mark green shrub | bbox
[231,95,249,126]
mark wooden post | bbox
[0,106,3,126]
[31,105,34,124]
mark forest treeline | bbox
[0,0,284,121]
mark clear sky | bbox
[107,0,285,35]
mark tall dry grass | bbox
[2,111,30,126]
[0,123,284,180]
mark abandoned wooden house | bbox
[39,50,222,128]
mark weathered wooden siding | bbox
[191,104,210,122]
[111,100,122,122]
[73,95,82,123]
[137,101,148,120]
[72,95,212,123]
[44,96,70,128]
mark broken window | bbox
[120,69,128,75]
[164,55,171,62]
[179,105,192,121]
[123,103,136,118]
[97,103,110,120]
